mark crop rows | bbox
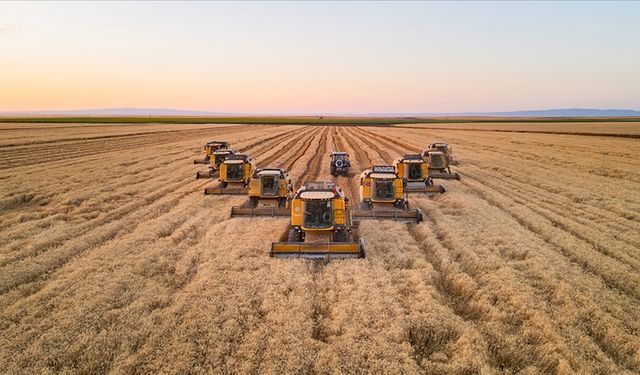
[1,122,638,374]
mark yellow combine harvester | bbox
[423,150,460,180]
[204,154,253,195]
[193,141,230,164]
[394,154,446,194]
[231,168,293,217]
[196,148,236,179]
[427,142,458,166]
[353,166,423,223]
[270,181,364,259]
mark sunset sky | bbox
[1,1,639,114]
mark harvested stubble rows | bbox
[1,122,639,374]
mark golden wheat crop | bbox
[1,122,639,374]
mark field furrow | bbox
[2,122,639,374]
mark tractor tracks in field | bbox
[333,128,361,203]
[269,127,322,172]
[452,136,640,185]
[338,127,505,370]
[388,125,640,301]
[372,129,640,371]
[459,171,640,300]
[0,125,244,148]
[358,128,574,371]
[392,125,640,140]
[367,126,640,298]
[460,154,640,233]
[0,125,268,169]
[0,127,304,244]
[294,127,329,188]
[460,161,640,263]
[357,127,422,154]
[3,127,324,335]
[351,127,394,164]
[0,127,313,300]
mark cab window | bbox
[430,155,444,168]
[261,176,278,196]
[303,200,332,229]
[372,179,394,200]
[408,163,422,179]
[226,163,244,180]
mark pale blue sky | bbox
[1,1,639,113]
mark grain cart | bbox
[270,181,364,259]
[193,141,230,164]
[394,154,446,194]
[353,166,423,223]
[330,151,351,177]
[196,148,236,179]
[230,168,293,217]
[423,150,460,180]
[204,154,253,195]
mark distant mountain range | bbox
[1,107,639,117]
[427,108,640,117]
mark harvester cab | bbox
[353,166,423,223]
[427,142,458,166]
[193,141,230,164]
[196,148,236,179]
[394,154,445,194]
[204,154,253,195]
[270,181,364,259]
[230,168,293,217]
[423,150,460,180]
[330,152,350,176]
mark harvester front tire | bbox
[333,229,347,242]
[288,228,301,242]
[249,197,259,207]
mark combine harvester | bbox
[204,154,253,195]
[231,168,293,217]
[394,154,446,194]
[423,150,460,180]
[196,148,236,179]
[271,181,364,259]
[193,141,230,164]
[353,166,423,223]
[427,142,459,166]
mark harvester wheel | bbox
[287,228,301,242]
[333,229,347,242]
[249,197,259,207]
[330,166,336,176]
[221,181,228,188]
[278,198,286,208]
[398,200,408,209]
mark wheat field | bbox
[1,122,639,374]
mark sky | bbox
[1,1,639,114]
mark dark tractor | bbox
[330,151,350,177]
